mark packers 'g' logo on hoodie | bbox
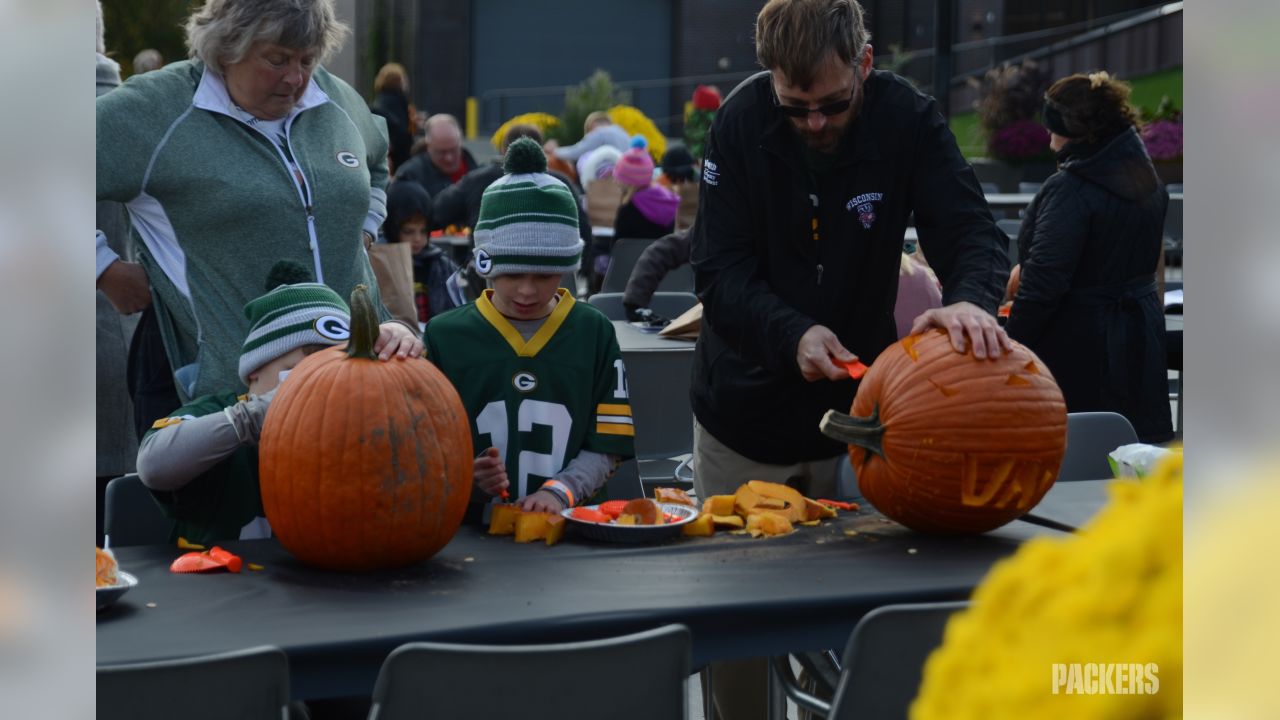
[336,151,360,168]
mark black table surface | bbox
[97,507,1075,700]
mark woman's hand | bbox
[518,490,566,514]
[474,447,509,497]
[375,321,424,360]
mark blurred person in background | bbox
[433,123,589,242]
[395,113,477,199]
[96,0,417,443]
[1007,71,1173,443]
[612,137,678,241]
[369,61,417,175]
[545,110,630,165]
[132,48,164,74]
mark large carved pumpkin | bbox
[259,285,473,571]
[820,329,1066,534]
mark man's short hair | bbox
[501,123,544,152]
[755,0,871,90]
[425,113,462,139]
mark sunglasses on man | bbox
[771,82,856,118]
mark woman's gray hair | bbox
[185,0,350,71]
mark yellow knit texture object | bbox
[490,113,562,151]
[606,105,666,163]
[911,450,1183,719]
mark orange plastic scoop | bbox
[170,546,243,574]
[838,359,868,380]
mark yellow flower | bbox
[606,105,666,163]
[911,450,1183,720]
[491,113,561,151]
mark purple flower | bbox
[1141,120,1183,161]
[989,119,1050,163]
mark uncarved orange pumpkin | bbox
[259,285,473,571]
[820,329,1066,534]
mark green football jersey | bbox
[424,289,636,502]
[143,391,264,544]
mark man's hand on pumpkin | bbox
[910,301,1011,359]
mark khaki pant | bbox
[692,419,844,720]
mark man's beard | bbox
[797,125,844,153]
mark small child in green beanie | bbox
[424,138,636,521]
[135,262,353,544]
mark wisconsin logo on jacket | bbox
[846,192,884,230]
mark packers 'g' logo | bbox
[314,315,350,341]
[474,248,493,275]
[336,151,360,168]
[512,372,538,393]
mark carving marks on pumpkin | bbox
[901,335,921,362]
[960,455,1050,511]
[1006,374,1032,386]
[1024,360,1040,374]
[928,378,960,397]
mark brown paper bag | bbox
[659,302,702,340]
[366,243,418,329]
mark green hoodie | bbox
[97,60,391,400]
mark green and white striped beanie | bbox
[472,137,583,278]
[238,263,351,385]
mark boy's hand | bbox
[375,321,424,360]
[473,447,509,497]
[225,387,277,445]
[517,490,566,514]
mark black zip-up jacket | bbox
[690,70,1008,463]
[1007,127,1172,443]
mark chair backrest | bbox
[607,458,645,500]
[979,181,1000,195]
[587,292,699,322]
[586,177,624,229]
[829,602,968,720]
[1017,181,1043,195]
[97,645,290,720]
[601,237,655,292]
[1058,412,1138,482]
[103,474,174,547]
[369,624,691,720]
[996,218,1022,266]
[1163,196,1183,243]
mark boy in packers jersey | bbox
[424,138,635,520]
[134,263,352,544]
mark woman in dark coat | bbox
[369,63,416,175]
[1007,71,1173,443]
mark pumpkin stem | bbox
[347,284,380,360]
[819,405,885,458]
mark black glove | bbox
[625,304,669,327]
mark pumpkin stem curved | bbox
[347,284,380,360]
[819,405,885,458]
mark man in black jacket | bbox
[395,114,478,200]
[691,0,1010,505]
[691,3,1010,712]
[432,124,590,245]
